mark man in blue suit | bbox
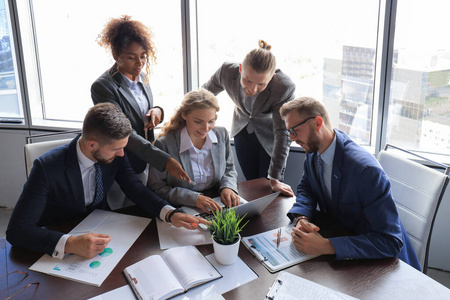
[280,97,420,270]
[7,103,206,259]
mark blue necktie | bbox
[89,163,103,209]
[317,154,330,206]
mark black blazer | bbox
[6,136,168,256]
[91,65,170,174]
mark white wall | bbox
[0,129,29,208]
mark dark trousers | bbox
[234,128,271,181]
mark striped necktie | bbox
[88,163,103,210]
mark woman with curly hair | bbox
[148,88,239,213]
[91,15,190,188]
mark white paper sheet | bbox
[156,218,212,249]
[171,253,258,300]
[29,210,151,287]
[266,271,359,300]
[87,285,135,300]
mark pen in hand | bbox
[190,181,198,187]
[181,176,198,187]
[276,228,281,249]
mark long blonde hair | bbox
[242,40,276,74]
[159,88,220,137]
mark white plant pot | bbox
[212,234,241,265]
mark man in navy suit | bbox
[7,103,206,259]
[280,97,420,270]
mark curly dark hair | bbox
[97,15,156,84]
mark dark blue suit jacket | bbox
[288,130,420,270]
[7,136,168,256]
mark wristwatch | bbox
[293,215,309,227]
[167,208,185,223]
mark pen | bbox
[276,228,281,248]
[181,176,198,187]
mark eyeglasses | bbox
[0,271,40,299]
[286,116,316,137]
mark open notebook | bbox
[123,246,222,300]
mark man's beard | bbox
[297,130,320,154]
[92,149,115,164]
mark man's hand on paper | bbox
[170,213,211,230]
[291,219,335,256]
[220,188,240,207]
[65,233,111,259]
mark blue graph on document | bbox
[248,228,307,267]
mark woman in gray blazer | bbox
[91,15,189,183]
[203,40,295,197]
[148,89,239,213]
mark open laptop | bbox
[181,192,280,221]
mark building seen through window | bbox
[0,0,22,120]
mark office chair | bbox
[377,144,449,273]
[24,131,80,177]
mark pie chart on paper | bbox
[99,247,113,257]
[89,261,101,269]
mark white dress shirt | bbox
[121,73,149,121]
[179,127,218,191]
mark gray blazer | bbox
[91,65,170,174]
[203,62,295,180]
[148,127,238,207]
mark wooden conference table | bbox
[1,178,449,299]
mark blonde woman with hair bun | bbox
[148,89,239,213]
[203,40,296,196]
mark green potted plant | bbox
[208,209,249,265]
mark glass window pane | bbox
[386,0,450,155]
[22,0,182,123]
[197,0,379,145]
[0,0,23,119]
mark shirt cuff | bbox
[267,175,278,181]
[52,234,71,259]
[160,205,176,222]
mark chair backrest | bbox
[24,138,73,177]
[377,147,449,273]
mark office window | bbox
[385,0,450,155]
[197,0,380,145]
[16,0,183,125]
[0,0,23,120]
